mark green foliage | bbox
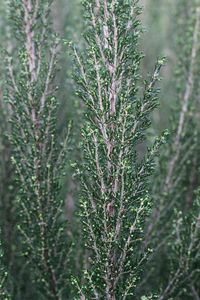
[73,0,168,298]
[0,0,199,299]
[140,1,200,299]
[5,0,71,298]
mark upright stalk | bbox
[7,1,70,298]
[73,0,166,298]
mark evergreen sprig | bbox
[73,0,167,298]
[6,1,71,298]
[140,2,200,299]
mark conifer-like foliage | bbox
[6,1,70,299]
[0,0,200,299]
[144,0,200,250]
[141,2,200,299]
[73,0,167,298]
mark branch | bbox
[164,7,200,191]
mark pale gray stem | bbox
[23,0,37,83]
[164,7,200,191]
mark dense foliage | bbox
[72,1,167,298]
[0,0,199,299]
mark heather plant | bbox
[0,0,200,299]
[139,2,200,299]
[6,0,71,298]
[72,0,168,298]
[145,0,200,247]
